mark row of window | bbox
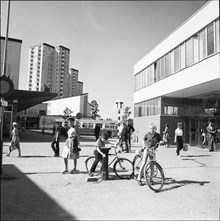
[134,19,219,91]
[134,98,161,117]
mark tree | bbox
[90,100,100,119]
[63,107,73,120]
[122,106,132,121]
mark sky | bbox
[1,0,208,120]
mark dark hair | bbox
[165,123,169,127]
[102,132,109,140]
[68,117,75,122]
[177,122,182,126]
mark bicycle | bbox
[85,144,133,179]
[133,142,165,192]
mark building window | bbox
[180,43,186,69]
[170,50,174,74]
[165,53,170,77]
[215,19,219,52]
[207,23,214,56]
[186,38,193,67]
[174,46,180,72]
[199,29,207,60]
[193,34,199,63]
[160,57,165,79]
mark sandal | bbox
[62,170,69,174]
[137,180,143,186]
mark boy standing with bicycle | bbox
[88,133,111,177]
[136,123,162,186]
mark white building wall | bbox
[46,94,89,117]
[134,53,220,103]
[134,0,219,74]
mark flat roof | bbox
[5,90,57,112]
[0,36,22,43]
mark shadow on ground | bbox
[1,164,78,220]
[159,177,210,193]
[3,130,97,143]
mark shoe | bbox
[6,154,10,157]
[62,170,69,174]
[209,149,214,152]
[88,172,94,177]
[137,180,143,186]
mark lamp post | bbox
[115,100,124,126]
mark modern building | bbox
[27,43,83,98]
[77,81,83,95]
[46,93,91,117]
[1,36,22,89]
[133,0,219,146]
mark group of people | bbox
[5,118,217,176]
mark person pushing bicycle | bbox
[136,123,162,186]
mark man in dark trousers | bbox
[119,122,129,153]
[127,121,135,151]
[51,121,61,157]
[94,124,101,141]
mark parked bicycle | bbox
[85,143,133,179]
[133,142,165,192]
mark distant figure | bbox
[6,122,21,157]
[119,122,129,153]
[127,122,135,151]
[94,124,101,141]
[51,121,61,157]
[206,120,216,152]
[162,123,171,148]
[174,122,183,157]
[201,128,207,146]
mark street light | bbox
[115,100,124,126]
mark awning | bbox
[5,89,57,112]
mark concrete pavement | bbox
[1,130,220,220]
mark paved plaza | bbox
[1,130,220,220]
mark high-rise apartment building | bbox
[77,81,83,95]
[27,43,81,98]
[28,43,55,92]
[69,68,79,96]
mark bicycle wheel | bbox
[133,154,142,180]
[113,158,133,179]
[144,161,165,192]
[85,156,102,176]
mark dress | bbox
[62,127,79,159]
[10,128,20,151]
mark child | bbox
[6,122,21,157]
[88,132,111,177]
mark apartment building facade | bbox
[27,43,82,98]
[1,36,22,89]
[133,0,220,146]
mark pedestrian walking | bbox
[136,123,162,185]
[174,122,184,157]
[62,117,81,174]
[206,120,217,152]
[162,123,171,148]
[88,132,111,177]
[6,122,21,157]
[51,121,60,157]
[127,121,135,151]
[119,122,129,153]
[201,128,207,146]
[94,124,101,141]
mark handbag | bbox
[183,144,188,151]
